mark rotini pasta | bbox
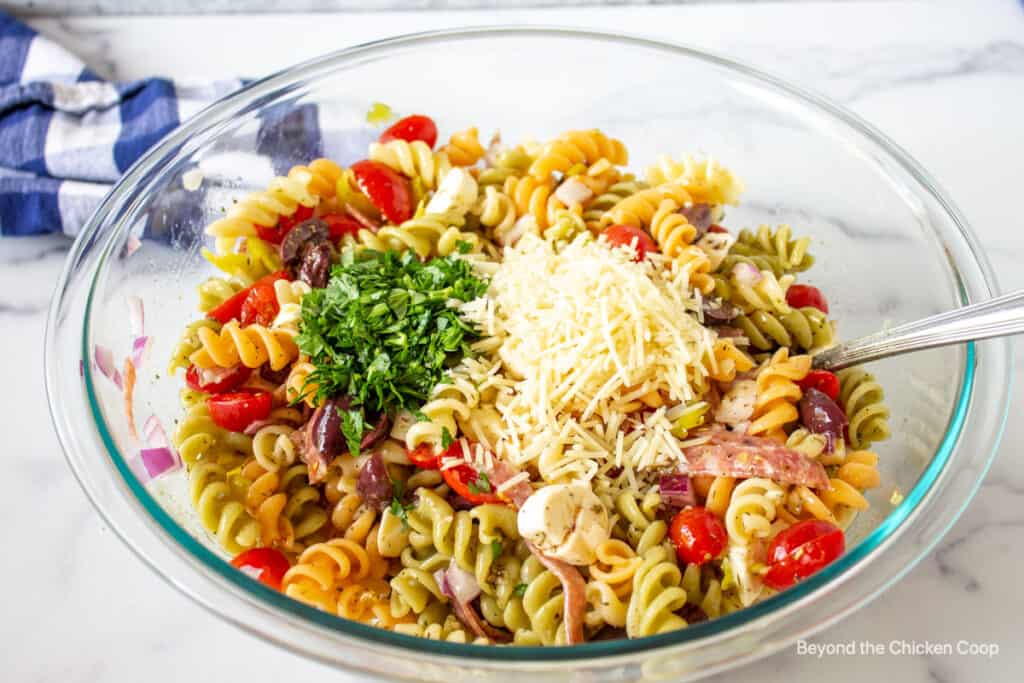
[171,121,892,647]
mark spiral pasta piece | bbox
[206,159,342,254]
[197,277,244,313]
[626,545,688,637]
[582,179,646,230]
[202,237,282,284]
[529,129,628,181]
[748,348,811,440]
[725,477,784,545]
[649,198,699,257]
[836,368,891,449]
[476,185,519,245]
[706,338,755,383]
[173,402,252,468]
[732,224,813,273]
[369,139,452,189]
[271,279,310,339]
[252,424,298,471]
[600,183,692,230]
[645,154,744,206]
[189,320,299,371]
[733,307,835,353]
[405,365,480,452]
[169,319,221,375]
[189,461,260,554]
[441,126,486,167]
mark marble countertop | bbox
[4,1,1023,681]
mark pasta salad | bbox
[167,113,891,646]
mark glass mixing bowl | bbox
[45,28,1010,682]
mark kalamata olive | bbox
[703,297,740,323]
[682,203,714,238]
[260,363,292,385]
[799,387,848,452]
[298,242,332,288]
[357,450,393,510]
[313,400,344,459]
[280,218,329,267]
[360,412,390,451]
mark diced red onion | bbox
[356,450,392,511]
[126,296,145,337]
[799,387,849,452]
[143,414,170,449]
[732,262,763,287]
[131,335,151,368]
[659,474,696,510]
[93,345,123,390]
[139,447,180,478]
[435,560,481,605]
[554,178,594,207]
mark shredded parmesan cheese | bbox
[458,233,713,492]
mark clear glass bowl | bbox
[45,28,1010,682]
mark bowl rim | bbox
[46,24,1010,671]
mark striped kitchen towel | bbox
[0,11,366,239]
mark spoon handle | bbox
[812,289,1024,371]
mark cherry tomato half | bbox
[239,283,280,327]
[350,159,413,224]
[407,444,441,470]
[254,204,315,244]
[185,364,252,394]
[797,370,841,401]
[207,270,291,324]
[786,284,829,314]
[763,519,845,590]
[668,507,728,566]
[320,213,362,242]
[603,224,659,261]
[230,547,291,590]
[207,390,272,432]
[440,442,504,505]
[379,114,438,148]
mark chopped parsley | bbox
[296,249,488,453]
[490,539,503,561]
[513,583,528,597]
[467,471,491,495]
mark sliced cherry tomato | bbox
[797,370,840,401]
[440,442,504,505]
[207,390,272,432]
[707,224,730,234]
[207,270,291,324]
[603,224,659,261]
[786,284,829,314]
[320,213,362,242]
[350,159,413,224]
[239,283,280,327]
[185,364,252,394]
[407,444,441,470]
[763,519,845,590]
[254,205,315,244]
[668,507,728,566]
[230,547,291,590]
[379,114,438,148]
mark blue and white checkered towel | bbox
[0,11,246,237]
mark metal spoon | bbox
[812,289,1024,371]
